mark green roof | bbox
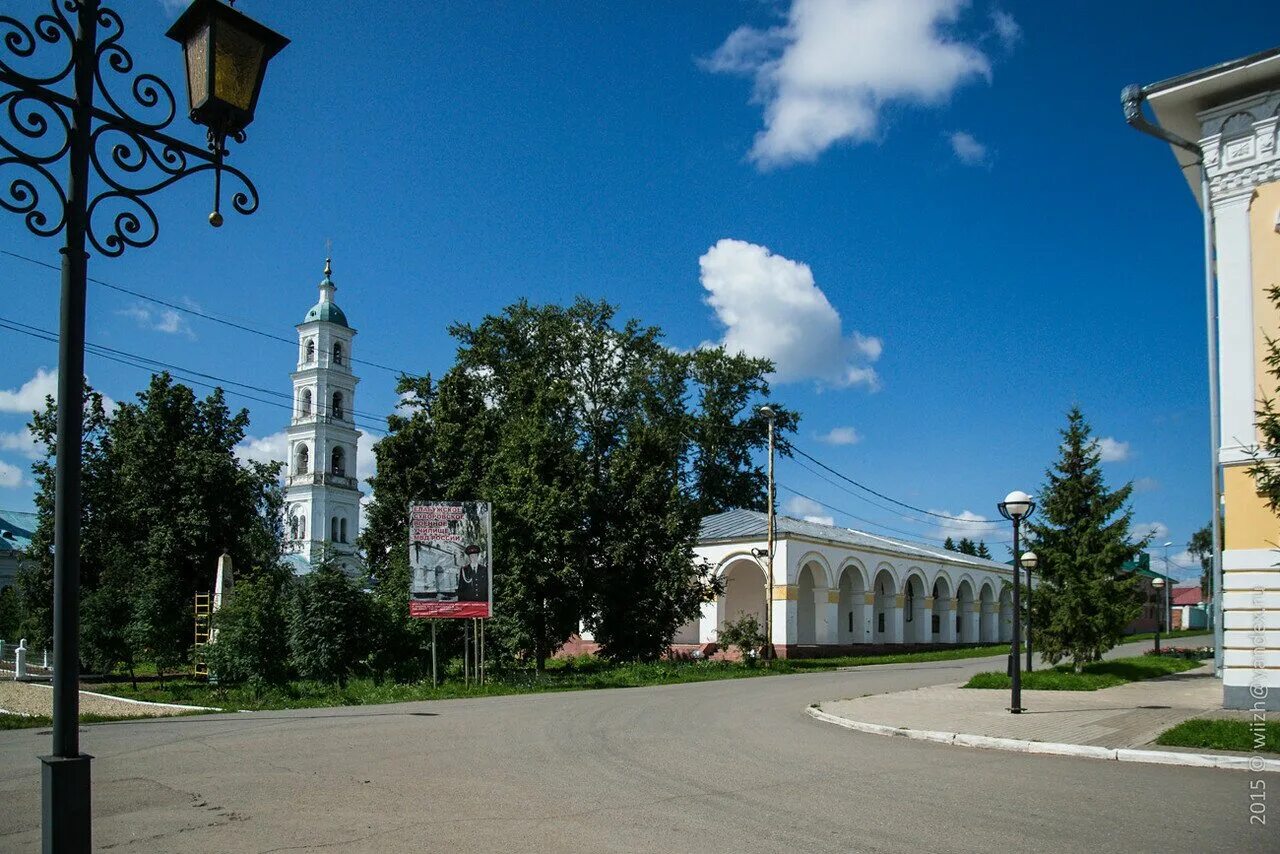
[303,300,349,327]
[0,509,36,552]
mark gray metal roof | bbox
[0,509,36,553]
[698,508,1011,573]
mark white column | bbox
[1211,190,1255,461]
[772,594,793,650]
[888,595,905,644]
[940,598,957,644]
[862,593,874,643]
[815,589,836,645]
[966,603,980,644]
[698,598,718,645]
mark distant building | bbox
[0,509,35,592]
[1136,46,1280,709]
[1121,553,1175,635]
[282,259,363,576]
[570,509,1021,659]
[1172,585,1210,631]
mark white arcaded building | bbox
[676,509,1018,657]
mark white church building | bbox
[677,509,1019,657]
[283,259,363,575]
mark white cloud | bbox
[0,428,43,460]
[699,239,882,389]
[118,304,194,339]
[705,0,992,168]
[1133,477,1160,493]
[1097,436,1130,462]
[1135,521,1170,544]
[948,130,986,165]
[0,368,58,413]
[0,459,22,488]
[933,509,999,543]
[818,426,860,445]
[357,431,377,485]
[990,10,1020,49]
[235,430,289,467]
[783,495,834,526]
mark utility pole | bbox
[760,406,777,660]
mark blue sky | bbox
[0,0,1267,581]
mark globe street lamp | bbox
[998,490,1035,714]
[1152,576,1166,654]
[0,3,287,850]
[1021,550,1038,672]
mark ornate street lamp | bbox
[998,490,1035,714]
[1021,550,1037,672]
[0,2,287,850]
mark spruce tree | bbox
[957,538,977,556]
[1026,407,1143,671]
[976,541,992,560]
[943,537,956,552]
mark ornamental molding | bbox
[1201,103,1280,201]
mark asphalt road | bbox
[0,639,1268,853]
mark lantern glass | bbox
[182,22,210,111]
[213,19,264,112]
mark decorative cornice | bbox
[1202,107,1280,200]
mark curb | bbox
[806,706,1280,773]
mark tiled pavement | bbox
[818,664,1219,749]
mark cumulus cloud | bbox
[704,0,992,168]
[784,495,834,526]
[933,509,999,543]
[0,368,58,413]
[948,130,987,165]
[0,459,22,488]
[118,304,194,339]
[818,426,860,445]
[990,9,1020,49]
[1133,477,1160,493]
[1096,437,1130,462]
[0,428,43,460]
[235,430,289,467]
[699,239,882,389]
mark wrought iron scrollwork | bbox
[0,0,261,257]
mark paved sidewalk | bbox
[818,664,1219,749]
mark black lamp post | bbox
[998,490,1035,714]
[0,3,286,851]
[1021,550,1037,672]
[1152,576,1165,655]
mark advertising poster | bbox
[408,501,492,618]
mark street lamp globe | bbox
[167,0,290,142]
[1152,576,1165,588]
[758,405,776,420]
[999,490,1034,520]
[1021,551,1038,570]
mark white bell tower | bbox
[284,258,362,573]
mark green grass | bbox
[87,644,1013,713]
[962,655,1203,691]
[1156,718,1280,754]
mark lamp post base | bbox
[41,753,92,854]
[1007,707,1025,715]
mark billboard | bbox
[408,501,492,619]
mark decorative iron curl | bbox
[0,1,76,88]
[0,88,70,237]
[86,122,259,256]
[92,4,176,132]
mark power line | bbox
[0,248,414,377]
[789,442,1002,523]
[778,485,996,551]
[0,317,390,437]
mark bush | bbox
[0,585,23,642]
[204,564,293,691]
[1143,646,1213,660]
[718,613,766,664]
[287,561,370,687]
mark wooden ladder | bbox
[193,592,211,677]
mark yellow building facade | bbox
[1141,48,1280,710]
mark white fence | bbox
[0,638,53,680]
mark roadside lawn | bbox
[1156,718,1280,754]
[60,643,1016,716]
[962,655,1203,691]
[1121,629,1212,644]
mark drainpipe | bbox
[1122,85,1224,677]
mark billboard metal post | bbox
[431,621,438,688]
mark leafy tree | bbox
[0,585,21,640]
[1025,407,1144,671]
[204,563,293,692]
[975,541,992,560]
[1187,523,1213,598]
[288,554,369,686]
[943,537,956,552]
[22,373,284,673]
[1248,284,1280,515]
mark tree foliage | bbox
[204,563,293,690]
[1025,407,1144,671]
[19,373,285,674]
[288,554,370,686]
[1187,523,1213,598]
[361,298,793,665]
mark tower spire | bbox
[319,253,335,304]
